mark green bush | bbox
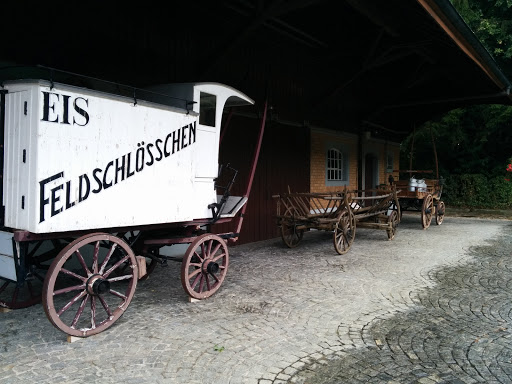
[443,174,512,209]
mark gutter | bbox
[417,0,512,101]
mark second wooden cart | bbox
[273,186,401,254]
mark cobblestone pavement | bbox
[0,213,511,384]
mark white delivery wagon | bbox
[0,68,266,337]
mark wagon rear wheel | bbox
[181,234,229,300]
[421,194,434,229]
[0,239,64,309]
[0,277,42,309]
[280,208,304,248]
[42,233,138,337]
[387,210,399,240]
[333,210,356,255]
[436,200,445,225]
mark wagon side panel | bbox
[3,82,217,233]
[3,86,39,231]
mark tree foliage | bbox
[399,1,512,208]
[451,0,512,74]
[401,105,512,177]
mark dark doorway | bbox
[365,153,378,190]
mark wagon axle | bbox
[205,260,220,275]
[87,275,111,296]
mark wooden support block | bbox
[136,256,147,279]
[188,297,200,303]
[0,307,12,313]
[67,335,83,343]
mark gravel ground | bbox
[0,209,511,384]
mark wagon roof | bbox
[145,82,254,109]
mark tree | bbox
[451,0,512,76]
[400,1,512,208]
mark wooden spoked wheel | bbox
[0,277,42,309]
[421,194,434,229]
[387,210,399,240]
[333,210,356,255]
[181,234,229,300]
[0,239,64,309]
[280,208,304,248]
[436,200,445,225]
[42,233,138,337]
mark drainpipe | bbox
[358,128,363,191]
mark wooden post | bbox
[409,125,415,179]
[233,100,268,236]
[430,127,439,180]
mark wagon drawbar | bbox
[0,67,266,338]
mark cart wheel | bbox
[0,239,64,309]
[436,200,445,225]
[421,194,434,229]
[181,234,229,300]
[333,210,356,255]
[387,210,399,240]
[42,233,138,337]
[280,208,304,248]
[0,277,42,309]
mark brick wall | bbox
[310,130,358,193]
[310,129,401,193]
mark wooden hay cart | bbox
[0,67,266,338]
[272,191,354,254]
[391,172,445,229]
[392,124,446,229]
[273,186,400,254]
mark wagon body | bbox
[2,80,252,234]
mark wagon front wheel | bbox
[421,194,434,229]
[333,210,356,255]
[280,208,304,248]
[387,210,399,240]
[42,233,138,337]
[436,200,445,225]
[181,234,229,300]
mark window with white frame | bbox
[325,144,349,186]
[327,148,343,181]
[386,152,394,173]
